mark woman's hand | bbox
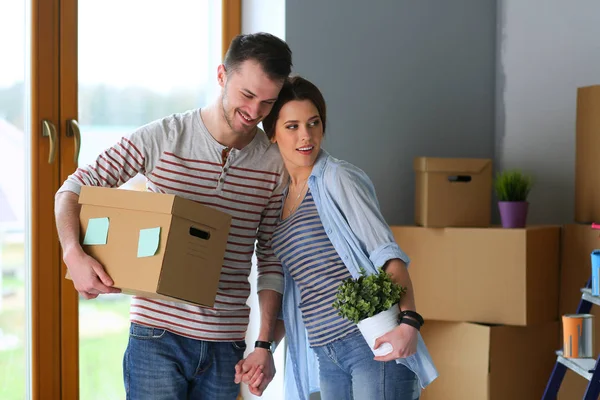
[372,322,418,362]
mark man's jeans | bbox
[312,330,419,400]
[123,323,245,400]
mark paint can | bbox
[592,250,600,296]
[562,314,594,358]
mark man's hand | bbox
[373,322,418,362]
[55,191,120,299]
[234,361,265,396]
[64,247,120,299]
[234,348,275,396]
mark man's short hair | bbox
[223,32,293,82]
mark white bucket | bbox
[356,303,399,357]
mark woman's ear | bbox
[270,134,277,144]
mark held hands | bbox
[373,321,419,362]
[234,348,275,396]
[64,247,121,299]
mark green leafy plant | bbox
[494,169,533,202]
[332,267,406,324]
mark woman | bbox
[240,76,438,399]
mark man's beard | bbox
[221,94,255,136]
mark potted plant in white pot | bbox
[494,169,533,228]
[332,267,406,356]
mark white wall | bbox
[242,0,285,39]
[496,0,600,224]
[240,3,286,400]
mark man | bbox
[54,32,292,399]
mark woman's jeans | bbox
[312,330,419,400]
[123,323,246,400]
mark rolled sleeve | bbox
[369,242,411,269]
[257,272,284,294]
[57,180,83,196]
[329,163,411,267]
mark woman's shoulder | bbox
[322,154,372,187]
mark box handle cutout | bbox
[447,175,472,183]
[189,227,211,240]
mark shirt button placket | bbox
[218,151,233,190]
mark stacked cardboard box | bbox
[413,157,493,228]
[389,157,561,399]
[575,85,600,224]
[556,84,600,398]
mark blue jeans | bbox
[123,323,245,400]
[312,331,419,400]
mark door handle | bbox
[66,119,81,164]
[41,120,58,164]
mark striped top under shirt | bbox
[271,190,359,347]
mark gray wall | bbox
[286,0,497,225]
[495,0,600,224]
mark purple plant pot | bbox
[498,201,529,228]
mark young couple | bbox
[55,32,437,400]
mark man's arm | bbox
[234,174,286,395]
[238,289,282,395]
[273,316,286,346]
[252,183,285,335]
[235,311,286,395]
[56,130,152,299]
[234,289,282,396]
[55,191,121,299]
[256,289,283,343]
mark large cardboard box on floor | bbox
[391,225,560,326]
[420,321,559,400]
[413,157,492,227]
[557,223,600,399]
[575,85,600,223]
[73,186,232,307]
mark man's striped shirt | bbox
[58,109,286,341]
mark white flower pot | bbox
[356,303,399,357]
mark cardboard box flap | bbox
[413,157,491,174]
[79,186,230,229]
[79,186,176,213]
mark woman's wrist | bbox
[398,317,421,331]
[397,310,424,330]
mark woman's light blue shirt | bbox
[281,149,438,400]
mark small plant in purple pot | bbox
[494,169,533,228]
